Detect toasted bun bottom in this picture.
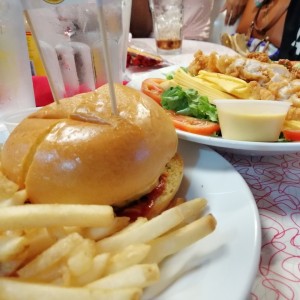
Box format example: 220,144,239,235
116,153,184,219
1,84,178,206
146,153,184,218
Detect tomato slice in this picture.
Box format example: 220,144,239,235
166,110,220,136
283,130,300,141
141,78,165,104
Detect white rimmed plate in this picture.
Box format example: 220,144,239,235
149,140,261,300
127,65,300,156
0,126,260,300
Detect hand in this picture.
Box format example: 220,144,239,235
222,0,248,26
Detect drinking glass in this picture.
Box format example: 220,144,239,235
22,0,131,101
149,0,184,55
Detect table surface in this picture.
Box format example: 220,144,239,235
1,38,300,300
128,39,300,300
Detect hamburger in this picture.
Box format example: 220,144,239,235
1,84,183,219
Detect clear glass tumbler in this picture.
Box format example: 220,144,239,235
22,0,131,101
149,0,184,55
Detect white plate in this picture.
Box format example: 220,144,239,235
127,65,300,156
0,129,260,299
152,140,261,300
126,39,238,81
130,38,237,66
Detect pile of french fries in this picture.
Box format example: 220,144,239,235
0,171,216,300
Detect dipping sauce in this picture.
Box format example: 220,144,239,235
214,100,291,142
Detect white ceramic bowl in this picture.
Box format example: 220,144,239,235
213,100,291,142
1,107,39,133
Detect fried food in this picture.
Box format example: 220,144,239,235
188,51,300,114
246,52,270,63
0,153,216,299
188,50,209,76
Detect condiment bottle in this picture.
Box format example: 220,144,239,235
24,15,46,76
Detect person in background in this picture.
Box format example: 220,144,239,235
277,0,300,60
222,0,300,61
182,0,214,40
130,0,153,38
222,0,248,25
130,0,214,41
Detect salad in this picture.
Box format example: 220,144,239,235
141,72,221,137
141,68,300,142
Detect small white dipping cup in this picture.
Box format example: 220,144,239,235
213,100,291,142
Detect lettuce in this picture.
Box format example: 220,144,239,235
161,86,218,122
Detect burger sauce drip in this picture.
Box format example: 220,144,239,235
115,173,167,221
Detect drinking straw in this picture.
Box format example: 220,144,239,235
95,0,118,115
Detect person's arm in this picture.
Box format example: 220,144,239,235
223,0,248,25
130,0,153,37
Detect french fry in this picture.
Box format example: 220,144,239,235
0,235,28,262
47,226,83,240
82,217,130,241
0,204,114,230
29,261,65,283
144,214,217,264
0,251,28,277
0,173,19,200
115,217,148,234
105,244,151,275
0,278,142,300
87,264,160,289
23,228,56,262
0,190,27,207
176,198,208,224
58,265,73,286
73,253,110,286
0,158,218,299
96,207,184,253
165,197,186,210
22,238,99,285
67,239,96,277
17,232,84,278
90,287,143,300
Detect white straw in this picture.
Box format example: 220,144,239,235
95,0,118,115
